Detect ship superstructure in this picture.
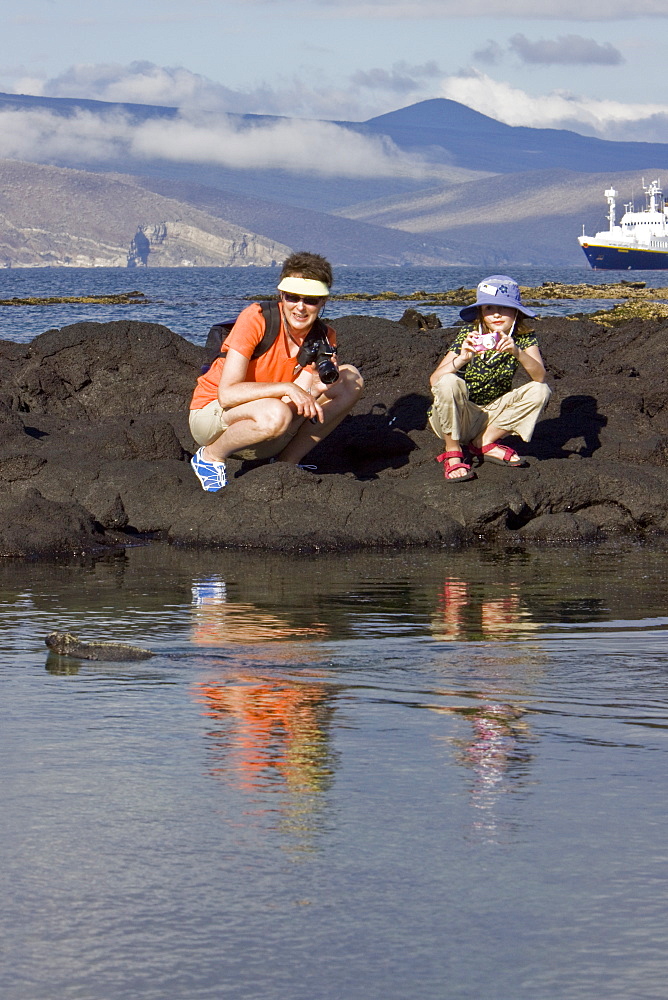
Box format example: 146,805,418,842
579,179,668,269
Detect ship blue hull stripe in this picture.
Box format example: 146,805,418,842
580,244,668,270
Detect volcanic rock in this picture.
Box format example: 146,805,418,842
0,313,667,558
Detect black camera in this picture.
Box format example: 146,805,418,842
297,331,339,384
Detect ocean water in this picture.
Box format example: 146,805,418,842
1,264,666,344
3,267,668,999
3,543,668,1000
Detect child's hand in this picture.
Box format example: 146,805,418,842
495,331,518,357
460,332,478,359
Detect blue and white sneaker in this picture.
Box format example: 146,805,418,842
191,448,227,492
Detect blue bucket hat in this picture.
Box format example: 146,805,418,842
459,275,535,323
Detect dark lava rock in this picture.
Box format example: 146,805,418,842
398,308,442,332
0,489,107,558
1,313,668,558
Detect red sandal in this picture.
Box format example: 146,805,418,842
468,442,527,467
436,451,476,482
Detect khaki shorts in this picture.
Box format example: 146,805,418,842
189,399,302,461
429,374,551,444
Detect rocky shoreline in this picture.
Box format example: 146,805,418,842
257,281,668,326
0,310,667,558
272,279,668,305
0,291,147,307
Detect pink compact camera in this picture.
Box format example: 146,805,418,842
470,330,499,353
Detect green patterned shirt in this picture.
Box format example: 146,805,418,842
450,325,539,406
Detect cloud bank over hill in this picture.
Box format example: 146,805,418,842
439,70,668,141
0,106,436,180
7,60,666,145
24,60,402,121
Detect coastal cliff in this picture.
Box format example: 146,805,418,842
0,157,460,268
127,222,286,267
0,159,291,268
0,313,667,557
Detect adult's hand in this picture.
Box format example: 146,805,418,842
280,382,325,422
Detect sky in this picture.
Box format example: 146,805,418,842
2,0,668,181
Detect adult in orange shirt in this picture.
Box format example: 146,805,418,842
189,251,364,491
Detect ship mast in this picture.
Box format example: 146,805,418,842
604,187,618,231
643,177,663,213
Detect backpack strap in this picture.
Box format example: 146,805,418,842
250,301,281,359
201,300,282,374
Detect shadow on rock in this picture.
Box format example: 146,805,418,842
530,395,607,460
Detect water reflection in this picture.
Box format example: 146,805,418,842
195,676,335,784
187,567,547,849
432,577,539,641
190,574,338,852
433,695,534,842
190,575,328,647
4,545,668,999
428,576,543,841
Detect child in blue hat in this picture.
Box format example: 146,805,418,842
429,275,550,482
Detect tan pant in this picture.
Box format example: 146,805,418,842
188,400,301,461
429,374,551,444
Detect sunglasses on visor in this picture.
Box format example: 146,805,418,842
281,291,323,306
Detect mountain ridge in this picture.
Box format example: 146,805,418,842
0,159,292,267
0,158,476,267
2,92,668,266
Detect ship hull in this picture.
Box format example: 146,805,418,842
580,241,668,270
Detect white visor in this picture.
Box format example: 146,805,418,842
277,276,329,297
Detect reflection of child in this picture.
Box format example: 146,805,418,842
429,275,551,483
433,578,528,641
465,703,526,771
432,698,532,840
436,580,470,640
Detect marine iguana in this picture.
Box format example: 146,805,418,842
45,632,155,661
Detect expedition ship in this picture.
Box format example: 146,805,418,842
579,179,668,270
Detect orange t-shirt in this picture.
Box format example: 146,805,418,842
190,303,337,410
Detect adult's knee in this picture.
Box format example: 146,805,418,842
332,364,364,401
253,399,292,440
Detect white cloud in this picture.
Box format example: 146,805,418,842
440,69,668,140
132,114,431,176
42,62,230,110
0,106,438,179
508,34,624,65
8,76,47,96
351,61,441,94
34,60,383,120
5,59,668,151
308,0,668,18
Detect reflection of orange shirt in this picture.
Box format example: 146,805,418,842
190,303,337,409
196,679,331,792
